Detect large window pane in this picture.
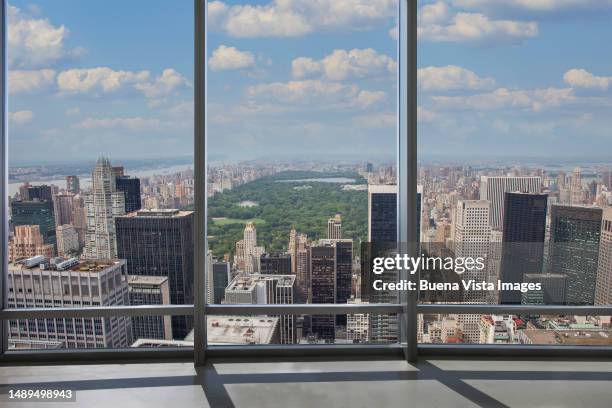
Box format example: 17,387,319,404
6,0,194,348
417,0,612,344
205,1,399,345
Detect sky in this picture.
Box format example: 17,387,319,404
7,0,612,165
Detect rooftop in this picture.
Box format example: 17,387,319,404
9,257,123,274
122,209,194,218
127,275,169,285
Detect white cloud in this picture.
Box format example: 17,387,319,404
432,87,574,112
56,67,188,98
453,0,612,13
8,69,56,94
292,48,396,80
420,1,452,25
418,3,538,43
134,69,189,98
73,116,162,132
246,79,385,109
57,67,150,94
355,90,386,108
209,0,396,38
7,5,82,68
65,107,80,116
418,65,495,91
564,69,612,91
209,45,256,71
8,110,34,125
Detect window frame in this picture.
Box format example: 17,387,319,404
1,0,612,365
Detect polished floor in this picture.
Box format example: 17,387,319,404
1,356,612,407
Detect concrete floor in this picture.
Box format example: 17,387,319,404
1,357,612,408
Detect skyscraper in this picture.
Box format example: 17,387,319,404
548,205,602,305
499,192,548,304
235,222,265,273
7,258,133,348
127,275,172,341
570,167,584,205
480,176,542,230
368,185,397,242
115,209,194,338
56,225,79,257
53,193,75,227
116,175,142,213
453,200,491,304
309,244,336,342
327,213,342,240
66,175,80,194
11,199,56,245
260,253,292,275
8,225,54,261
225,274,296,344
595,208,612,305
522,273,568,305
83,157,126,259
21,184,53,201
211,261,231,304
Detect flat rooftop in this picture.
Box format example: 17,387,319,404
122,209,194,218
226,274,296,291
127,275,168,285
9,258,122,274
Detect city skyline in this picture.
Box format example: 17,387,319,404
6,0,612,163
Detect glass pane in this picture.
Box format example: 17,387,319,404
7,0,194,347
416,0,612,342
206,1,399,344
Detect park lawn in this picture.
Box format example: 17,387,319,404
212,217,266,226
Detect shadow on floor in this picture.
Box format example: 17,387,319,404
2,357,612,408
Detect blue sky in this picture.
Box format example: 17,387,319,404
7,0,612,164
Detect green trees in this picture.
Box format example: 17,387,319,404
207,171,367,258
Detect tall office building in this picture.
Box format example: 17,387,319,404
365,185,422,342
603,169,612,191
480,176,542,230
570,167,584,205
548,205,602,305
327,214,342,240
499,192,548,304
127,275,172,341
71,194,87,247
288,228,309,302
21,184,53,201
210,260,230,304
595,208,612,305
235,222,265,273
453,200,491,304
522,273,568,305
56,225,79,257
260,253,292,275
66,175,80,194
8,225,54,262
53,193,74,227
83,157,126,259
11,199,56,245
309,245,336,342
368,185,397,242
116,175,142,213
225,274,296,344
7,257,132,348
115,209,194,338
